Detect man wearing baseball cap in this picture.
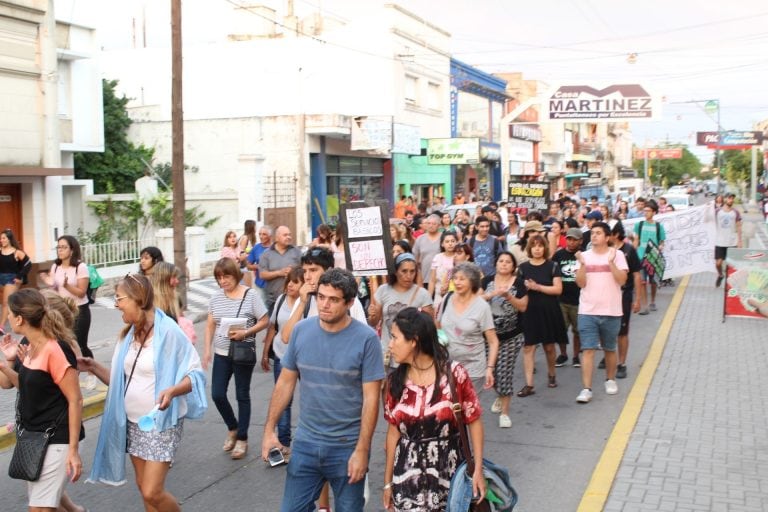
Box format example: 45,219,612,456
551,227,585,367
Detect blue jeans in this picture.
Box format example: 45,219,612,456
273,356,292,447
211,354,254,440
280,440,365,512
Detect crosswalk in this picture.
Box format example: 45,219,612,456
93,277,220,321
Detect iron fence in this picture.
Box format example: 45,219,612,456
82,238,155,267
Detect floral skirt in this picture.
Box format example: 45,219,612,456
127,419,184,462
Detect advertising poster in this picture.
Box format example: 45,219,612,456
724,249,768,320
507,182,550,214
340,201,393,277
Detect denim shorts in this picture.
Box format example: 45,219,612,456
578,314,621,351
0,273,16,286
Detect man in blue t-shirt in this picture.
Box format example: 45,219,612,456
261,268,384,512
246,225,273,301
470,215,500,276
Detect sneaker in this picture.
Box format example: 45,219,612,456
649,303,657,312
555,354,569,367
598,357,606,369
576,388,593,403
716,274,724,288
605,379,618,395
498,414,512,428
491,397,502,414
572,356,581,368
638,308,649,315
616,364,627,379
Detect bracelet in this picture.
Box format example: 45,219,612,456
382,482,393,491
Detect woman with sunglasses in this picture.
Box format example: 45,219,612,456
81,274,206,511
368,253,434,369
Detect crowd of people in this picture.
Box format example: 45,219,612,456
0,186,747,511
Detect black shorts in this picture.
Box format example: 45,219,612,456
714,246,729,261
619,292,632,336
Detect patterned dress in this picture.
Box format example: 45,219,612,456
384,362,482,511
484,280,525,396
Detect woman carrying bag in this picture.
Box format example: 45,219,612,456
203,258,269,459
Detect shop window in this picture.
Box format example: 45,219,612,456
457,91,490,141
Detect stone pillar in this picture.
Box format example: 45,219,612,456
155,228,174,264
185,226,206,280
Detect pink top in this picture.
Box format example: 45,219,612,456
50,263,90,307
220,246,240,262
575,249,628,317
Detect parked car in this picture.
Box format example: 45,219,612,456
666,185,689,196
664,194,693,211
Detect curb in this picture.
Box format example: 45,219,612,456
0,391,107,452
577,275,691,512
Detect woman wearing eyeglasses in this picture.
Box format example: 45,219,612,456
38,236,94,389
0,229,31,333
80,273,207,511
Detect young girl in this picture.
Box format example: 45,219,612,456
0,229,31,332
220,231,240,263
428,231,458,308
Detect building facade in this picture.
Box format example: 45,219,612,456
100,2,452,243
0,0,103,261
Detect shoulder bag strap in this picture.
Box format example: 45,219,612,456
446,362,475,474
124,341,145,397
407,284,420,306
439,291,454,322
273,293,287,332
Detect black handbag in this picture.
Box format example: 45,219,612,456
227,289,257,365
8,395,66,482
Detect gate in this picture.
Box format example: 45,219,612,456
263,173,298,238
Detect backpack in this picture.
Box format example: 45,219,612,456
637,221,661,245
83,263,104,304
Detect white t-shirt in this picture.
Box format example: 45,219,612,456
715,208,741,247
269,294,297,360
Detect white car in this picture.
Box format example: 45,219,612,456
666,185,689,196
664,194,693,211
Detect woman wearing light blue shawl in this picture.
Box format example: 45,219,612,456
78,274,206,511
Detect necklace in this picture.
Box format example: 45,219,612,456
411,359,434,372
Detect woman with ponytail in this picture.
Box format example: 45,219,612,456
381,307,486,511
0,289,84,511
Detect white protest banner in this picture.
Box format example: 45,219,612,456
348,240,388,276
346,206,383,239
622,204,716,280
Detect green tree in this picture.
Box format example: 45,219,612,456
632,146,701,187
74,79,155,193
716,149,764,185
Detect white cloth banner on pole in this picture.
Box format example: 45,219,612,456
621,204,717,280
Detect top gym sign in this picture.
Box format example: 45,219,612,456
543,84,660,122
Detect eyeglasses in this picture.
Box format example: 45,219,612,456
125,273,142,283
114,295,129,306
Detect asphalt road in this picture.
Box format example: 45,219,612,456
0,283,675,511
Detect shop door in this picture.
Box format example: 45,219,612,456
0,184,22,240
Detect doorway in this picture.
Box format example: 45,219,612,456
0,184,22,241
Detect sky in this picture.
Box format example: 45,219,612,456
85,0,768,164
293,0,768,163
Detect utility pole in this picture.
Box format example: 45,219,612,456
171,0,187,306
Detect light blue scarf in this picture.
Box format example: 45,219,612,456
87,308,207,486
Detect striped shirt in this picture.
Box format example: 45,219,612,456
208,289,268,356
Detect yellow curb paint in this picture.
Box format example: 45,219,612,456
577,275,690,512
0,391,107,452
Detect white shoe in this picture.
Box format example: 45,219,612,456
491,397,502,414
576,388,593,403
498,414,512,428
605,379,618,395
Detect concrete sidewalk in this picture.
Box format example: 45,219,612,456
593,269,767,511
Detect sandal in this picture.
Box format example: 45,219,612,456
548,375,558,388
231,440,248,460
517,385,535,397
222,431,237,452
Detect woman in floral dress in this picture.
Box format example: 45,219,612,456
382,308,486,511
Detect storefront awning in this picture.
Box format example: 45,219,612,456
564,173,589,180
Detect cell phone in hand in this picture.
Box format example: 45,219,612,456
267,447,286,467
